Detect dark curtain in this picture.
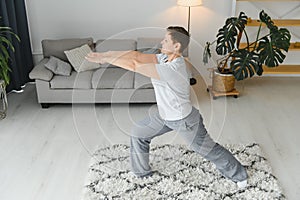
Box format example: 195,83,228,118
0,0,33,92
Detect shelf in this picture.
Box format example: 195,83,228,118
246,19,300,26
289,42,300,50
239,42,300,51
234,0,300,75
263,65,300,74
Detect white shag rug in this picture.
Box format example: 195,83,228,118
82,144,285,200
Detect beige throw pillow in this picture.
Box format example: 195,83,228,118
64,44,99,72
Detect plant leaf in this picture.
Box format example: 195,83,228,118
259,10,278,32
230,49,262,80
0,55,10,85
0,44,10,60
216,27,236,55
0,37,15,52
271,28,291,52
0,21,20,85
257,36,288,67
256,10,291,68
216,12,248,55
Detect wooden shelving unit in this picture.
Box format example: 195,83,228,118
289,42,300,50
239,42,300,50
233,0,300,75
263,65,300,74
246,19,300,26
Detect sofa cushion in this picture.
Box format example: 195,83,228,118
134,73,153,89
137,37,162,50
44,56,72,76
95,39,136,52
137,37,162,55
64,44,100,72
42,38,93,62
29,58,54,81
92,68,134,89
95,39,137,69
50,70,94,89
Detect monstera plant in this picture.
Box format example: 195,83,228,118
0,17,20,86
203,10,291,81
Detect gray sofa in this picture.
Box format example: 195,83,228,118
29,37,194,108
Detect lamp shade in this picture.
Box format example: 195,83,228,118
177,0,202,7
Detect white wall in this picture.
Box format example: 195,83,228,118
25,0,233,51
25,0,299,82
25,0,233,82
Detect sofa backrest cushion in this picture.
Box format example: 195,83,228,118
42,38,93,62
95,39,136,52
95,39,137,68
137,37,162,55
137,37,162,50
137,37,188,57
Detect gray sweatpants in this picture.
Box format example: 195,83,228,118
130,106,248,182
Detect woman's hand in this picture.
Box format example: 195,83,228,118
85,52,106,64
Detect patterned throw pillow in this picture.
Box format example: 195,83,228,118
44,56,72,76
64,44,100,72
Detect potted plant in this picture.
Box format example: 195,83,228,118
203,10,291,93
0,17,20,119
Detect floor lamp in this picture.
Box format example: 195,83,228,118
177,0,203,34
177,0,203,85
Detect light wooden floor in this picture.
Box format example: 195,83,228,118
0,76,299,200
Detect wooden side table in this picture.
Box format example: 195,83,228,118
207,86,239,100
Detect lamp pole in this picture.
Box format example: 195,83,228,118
177,0,202,34
177,0,203,85
186,6,196,85
187,6,191,34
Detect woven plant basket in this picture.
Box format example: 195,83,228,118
212,69,235,92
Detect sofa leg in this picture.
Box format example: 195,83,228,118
41,103,50,109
